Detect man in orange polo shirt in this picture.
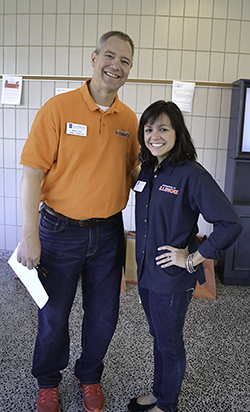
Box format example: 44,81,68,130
17,31,139,412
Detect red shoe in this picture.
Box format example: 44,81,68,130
36,388,60,412
78,381,105,412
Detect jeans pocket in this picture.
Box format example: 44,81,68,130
40,212,65,233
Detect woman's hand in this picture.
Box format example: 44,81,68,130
155,245,189,269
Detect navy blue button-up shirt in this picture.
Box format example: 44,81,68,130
135,158,242,294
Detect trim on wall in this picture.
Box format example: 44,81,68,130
0,75,232,88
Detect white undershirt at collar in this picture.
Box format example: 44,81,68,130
98,105,110,112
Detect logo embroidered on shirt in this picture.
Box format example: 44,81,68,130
115,130,130,138
159,184,179,195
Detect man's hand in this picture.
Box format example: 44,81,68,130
17,236,41,270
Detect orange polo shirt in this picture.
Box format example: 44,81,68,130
20,80,139,219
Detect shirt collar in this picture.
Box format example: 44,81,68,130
159,157,176,175
80,80,123,114
141,157,176,177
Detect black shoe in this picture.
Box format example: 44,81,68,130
128,397,157,412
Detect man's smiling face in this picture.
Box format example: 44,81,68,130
90,36,133,95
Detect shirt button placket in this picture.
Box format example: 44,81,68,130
142,204,149,252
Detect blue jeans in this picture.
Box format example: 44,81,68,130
32,207,124,388
139,287,194,412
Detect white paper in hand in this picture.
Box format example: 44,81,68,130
8,244,49,309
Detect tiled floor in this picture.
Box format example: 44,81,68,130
1,253,250,412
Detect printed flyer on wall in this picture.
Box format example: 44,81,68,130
1,75,23,105
172,80,196,113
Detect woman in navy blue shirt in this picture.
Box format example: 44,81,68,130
128,101,242,412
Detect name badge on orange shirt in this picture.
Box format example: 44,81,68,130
66,122,87,137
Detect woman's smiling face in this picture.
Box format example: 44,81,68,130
144,113,176,164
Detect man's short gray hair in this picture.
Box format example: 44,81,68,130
95,31,134,64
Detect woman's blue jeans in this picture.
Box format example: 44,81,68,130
32,207,124,388
139,287,194,412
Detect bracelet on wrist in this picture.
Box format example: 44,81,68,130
185,253,198,273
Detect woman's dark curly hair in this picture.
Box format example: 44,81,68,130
138,100,197,167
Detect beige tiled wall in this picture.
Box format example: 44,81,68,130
1,0,250,250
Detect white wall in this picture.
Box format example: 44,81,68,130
1,0,250,250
